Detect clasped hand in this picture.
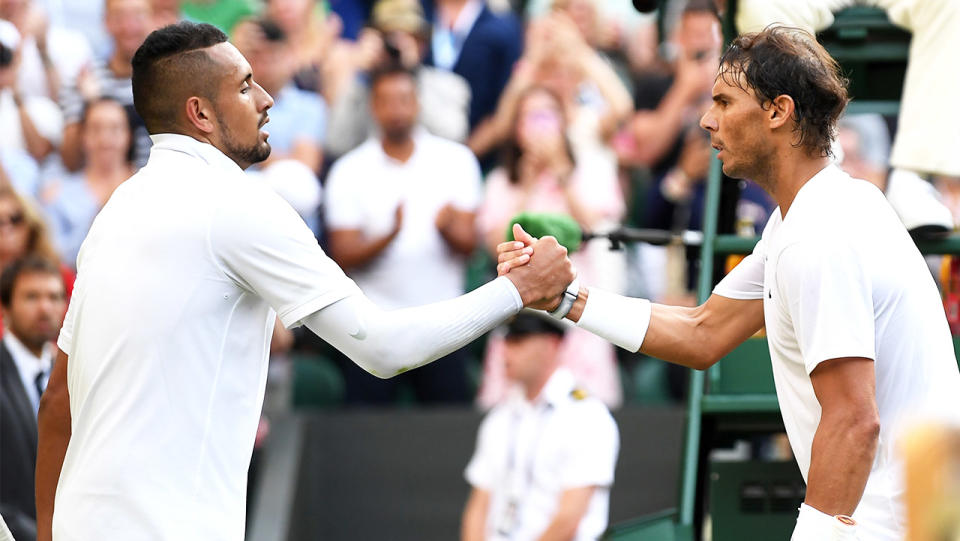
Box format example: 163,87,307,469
497,224,576,311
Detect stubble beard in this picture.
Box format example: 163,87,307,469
217,116,272,168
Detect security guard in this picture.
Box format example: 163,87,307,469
461,313,619,541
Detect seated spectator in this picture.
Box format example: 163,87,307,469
476,85,624,408
59,0,155,171
0,256,67,541
0,21,63,173
324,0,471,158
427,0,523,133
0,186,74,299
461,313,619,541
233,17,324,231
324,64,481,404
469,8,632,182
0,0,93,101
42,98,134,268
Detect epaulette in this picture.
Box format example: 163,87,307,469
570,388,588,401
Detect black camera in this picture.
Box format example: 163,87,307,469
0,43,13,68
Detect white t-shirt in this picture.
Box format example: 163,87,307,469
324,129,482,309
465,369,619,541
715,164,960,540
53,134,360,541
0,89,64,150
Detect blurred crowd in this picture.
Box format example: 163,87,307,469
0,0,941,412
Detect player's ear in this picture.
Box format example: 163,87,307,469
768,94,795,130
184,96,216,135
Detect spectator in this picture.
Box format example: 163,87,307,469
0,256,67,541
59,0,154,171
476,85,624,408
263,0,346,96
233,17,324,230
427,0,523,133
42,98,134,269
324,0,471,157
461,313,619,541
469,9,632,183
0,21,62,186
324,64,482,404
0,186,73,297
0,0,93,101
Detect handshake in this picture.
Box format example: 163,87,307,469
497,223,578,314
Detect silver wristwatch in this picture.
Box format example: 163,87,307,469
548,277,580,320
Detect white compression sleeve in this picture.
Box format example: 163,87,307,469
302,276,523,378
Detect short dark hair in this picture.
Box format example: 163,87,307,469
719,25,849,157
131,21,228,134
368,61,416,92
0,256,63,308
256,18,286,43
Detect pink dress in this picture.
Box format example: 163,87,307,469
476,166,625,408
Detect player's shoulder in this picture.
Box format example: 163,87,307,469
419,131,475,162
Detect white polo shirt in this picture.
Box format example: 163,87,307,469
715,164,960,540
53,134,360,541
465,368,619,541
324,129,482,309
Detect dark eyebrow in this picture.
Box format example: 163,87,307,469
712,93,730,103
240,72,252,86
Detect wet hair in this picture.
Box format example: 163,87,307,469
131,21,228,134
0,256,63,308
719,25,849,157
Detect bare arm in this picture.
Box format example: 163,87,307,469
14,93,55,161
36,349,71,541
805,357,880,515
327,207,402,270
536,486,596,541
461,487,490,541
436,205,477,256
565,290,764,370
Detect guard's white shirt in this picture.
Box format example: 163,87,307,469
465,368,619,540
324,129,482,308
714,164,960,540
53,134,360,541
4,332,54,413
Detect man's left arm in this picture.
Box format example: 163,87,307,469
536,486,596,541
806,356,880,515
436,204,477,256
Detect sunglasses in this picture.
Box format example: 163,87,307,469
0,213,26,228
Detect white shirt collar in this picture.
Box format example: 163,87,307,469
148,133,246,176
4,331,54,410
371,126,430,166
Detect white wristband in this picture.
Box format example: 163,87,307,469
575,287,650,352
791,504,858,541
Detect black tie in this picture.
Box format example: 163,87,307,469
34,369,46,403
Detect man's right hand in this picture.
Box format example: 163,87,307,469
501,224,575,310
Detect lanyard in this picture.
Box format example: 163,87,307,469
497,402,555,538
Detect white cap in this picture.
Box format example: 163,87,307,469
0,19,20,51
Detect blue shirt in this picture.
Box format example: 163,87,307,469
263,84,327,155
43,171,100,269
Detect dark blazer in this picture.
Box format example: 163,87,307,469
0,340,39,541
426,2,523,130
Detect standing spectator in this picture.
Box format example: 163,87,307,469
0,21,62,189
263,0,346,96
427,0,522,132
476,85,624,408
324,0,471,157
461,313,619,541
0,0,93,101
233,17,324,230
0,256,66,541
42,98,134,269
58,0,154,171
324,64,482,404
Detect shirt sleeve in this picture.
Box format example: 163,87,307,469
450,146,483,211
464,412,499,490
323,158,365,230
713,238,766,300
776,241,876,375
209,180,360,328
557,404,620,489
